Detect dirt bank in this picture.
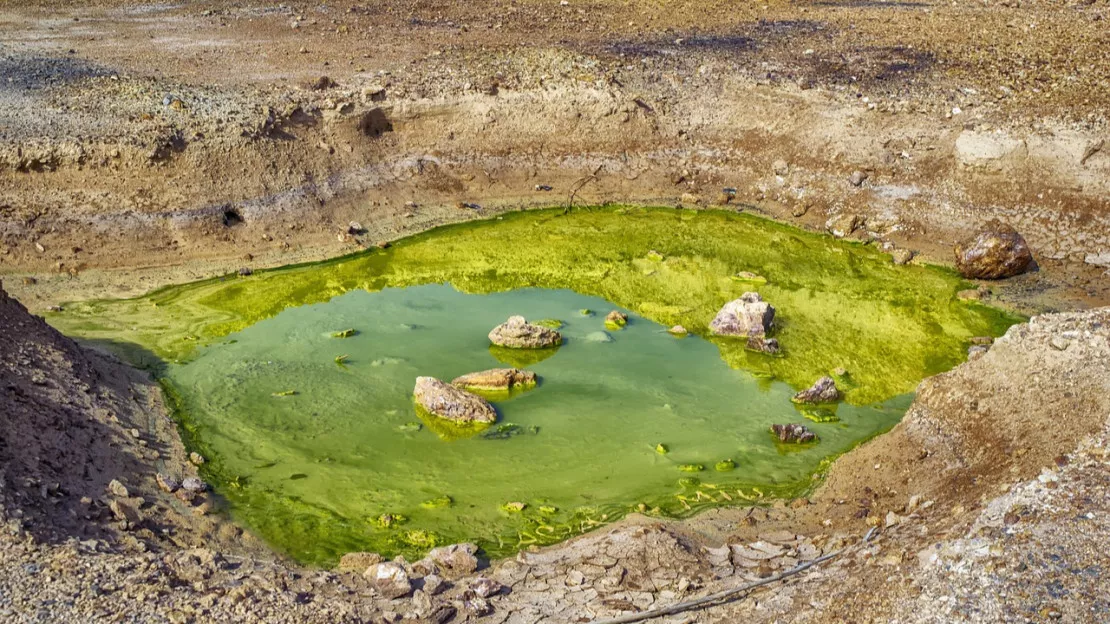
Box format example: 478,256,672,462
1,0,1108,315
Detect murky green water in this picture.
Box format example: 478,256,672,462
49,207,1021,565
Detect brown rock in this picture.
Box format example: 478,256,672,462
451,369,536,392
413,377,497,424
770,424,818,444
954,224,1033,279
337,551,383,573
425,543,480,578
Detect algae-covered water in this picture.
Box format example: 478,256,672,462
50,206,1021,565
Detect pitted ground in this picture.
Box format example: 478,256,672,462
2,279,1109,622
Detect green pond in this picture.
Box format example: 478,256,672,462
49,206,1020,566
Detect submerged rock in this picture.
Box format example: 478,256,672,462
365,562,413,599
771,424,818,444
954,224,1033,279
792,376,841,403
710,292,775,338
413,377,497,424
584,331,613,343
668,325,688,336
451,368,536,392
488,316,562,349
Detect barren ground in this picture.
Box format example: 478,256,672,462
1,0,1109,622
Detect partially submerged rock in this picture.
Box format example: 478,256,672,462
668,325,688,336
451,368,536,393
710,292,775,338
771,424,818,444
954,224,1033,279
604,310,628,330
413,377,497,424
488,316,562,349
365,562,413,599
747,336,780,354
792,376,841,403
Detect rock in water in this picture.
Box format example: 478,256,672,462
954,224,1033,279
710,292,775,338
604,310,628,329
413,377,497,424
792,376,840,403
771,424,818,444
488,316,562,349
365,562,413,599
452,368,536,392
425,543,480,578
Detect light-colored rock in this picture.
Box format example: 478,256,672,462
107,479,129,498
109,500,142,527
451,369,536,392
337,551,383,573
413,377,497,424
181,477,207,493
470,576,504,598
890,248,914,265
488,316,562,349
954,130,1027,169
365,562,413,599
710,292,775,338
155,473,179,493
826,213,862,238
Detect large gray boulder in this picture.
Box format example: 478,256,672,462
710,292,775,338
488,316,562,349
413,377,497,423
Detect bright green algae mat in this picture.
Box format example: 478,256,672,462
47,207,1021,565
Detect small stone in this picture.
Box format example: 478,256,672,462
826,214,862,238
107,479,129,498
791,203,809,218
668,325,688,336
238,267,253,277
957,289,982,301
109,500,142,527
488,316,562,349
890,248,914,265
1049,336,1070,351
181,477,207,493
155,474,179,493
189,452,205,465
848,170,869,186
469,577,504,598
772,159,789,175
462,591,492,616
422,574,447,595
710,292,775,338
